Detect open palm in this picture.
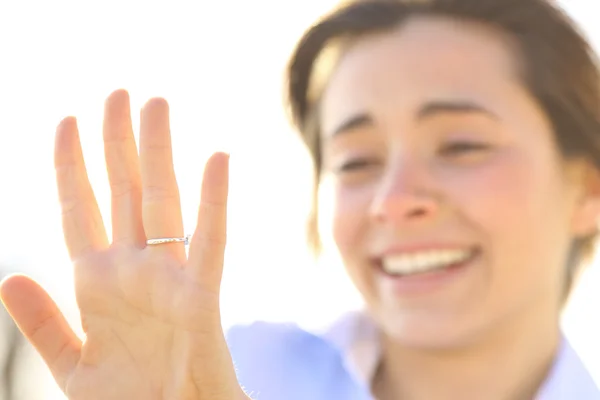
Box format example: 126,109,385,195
0,90,246,400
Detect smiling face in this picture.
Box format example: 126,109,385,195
319,17,594,347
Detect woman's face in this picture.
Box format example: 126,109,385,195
319,17,597,347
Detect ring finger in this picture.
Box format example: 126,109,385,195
139,97,186,262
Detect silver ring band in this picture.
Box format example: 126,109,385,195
146,234,191,246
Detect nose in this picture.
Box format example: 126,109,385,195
369,160,439,225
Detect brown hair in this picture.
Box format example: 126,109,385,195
285,0,600,291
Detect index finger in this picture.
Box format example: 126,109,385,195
55,117,108,259
186,152,229,292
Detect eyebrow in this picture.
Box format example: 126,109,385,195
328,99,497,138
330,114,373,138
417,100,497,121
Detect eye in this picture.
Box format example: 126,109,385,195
439,141,490,157
336,158,380,173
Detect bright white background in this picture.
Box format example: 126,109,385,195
0,1,598,398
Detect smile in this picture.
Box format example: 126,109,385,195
378,247,480,277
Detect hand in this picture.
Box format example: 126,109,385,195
0,90,247,400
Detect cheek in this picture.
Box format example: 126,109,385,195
444,154,537,232
443,151,570,281
330,183,375,254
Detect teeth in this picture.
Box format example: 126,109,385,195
382,249,474,276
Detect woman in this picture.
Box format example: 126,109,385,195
1,0,599,398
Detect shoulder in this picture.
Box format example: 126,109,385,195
226,321,344,375
225,310,373,367
226,321,364,400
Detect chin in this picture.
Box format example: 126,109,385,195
374,309,486,350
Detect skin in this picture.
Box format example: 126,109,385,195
0,91,248,400
319,17,600,400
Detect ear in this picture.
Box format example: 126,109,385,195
571,163,600,237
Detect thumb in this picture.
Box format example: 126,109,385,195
0,274,81,393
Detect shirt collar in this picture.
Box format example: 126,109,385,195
314,309,599,399
319,310,381,388
535,336,599,399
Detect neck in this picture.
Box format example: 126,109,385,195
372,304,561,400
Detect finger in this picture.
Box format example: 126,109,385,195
139,98,185,261
0,275,81,393
55,117,109,259
187,152,229,292
103,89,145,247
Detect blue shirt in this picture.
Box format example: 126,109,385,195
226,311,600,400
